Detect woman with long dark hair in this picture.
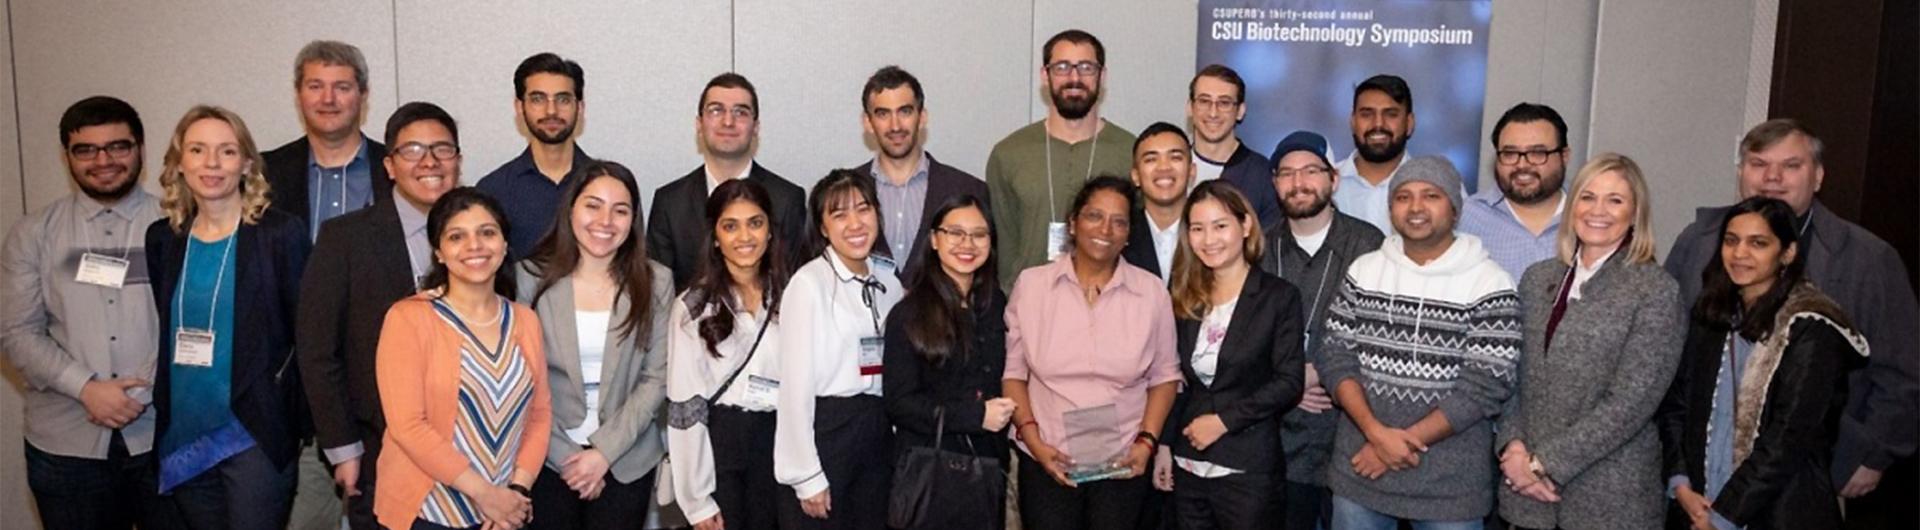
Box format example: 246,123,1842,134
664,179,791,530
774,169,905,529
515,160,674,528
1658,196,1866,529
883,194,1012,529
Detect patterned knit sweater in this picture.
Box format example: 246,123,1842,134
1318,234,1522,521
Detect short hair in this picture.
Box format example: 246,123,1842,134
421,188,516,297
1068,174,1136,223
1491,102,1568,150
60,96,143,148
862,65,925,110
1133,121,1191,156
805,169,884,259
1043,29,1106,67
1353,74,1413,113
293,40,369,92
1554,153,1658,266
514,52,585,100
700,72,760,117
1740,118,1823,167
1189,64,1245,101
384,101,460,148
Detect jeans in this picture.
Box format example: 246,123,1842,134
24,432,183,530
1331,495,1482,530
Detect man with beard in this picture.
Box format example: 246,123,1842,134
477,52,594,258
987,29,1136,288
1459,103,1569,279
3,96,183,530
647,72,808,290
849,65,988,283
1121,122,1195,281
296,102,463,530
1332,74,1421,235
1188,64,1279,227
264,40,391,243
1666,119,1918,529
1258,130,1384,530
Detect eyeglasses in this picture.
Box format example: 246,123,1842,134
934,226,990,246
1075,210,1130,231
1046,61,1102,77
1497,148,1564,166
703,104,755,121
1191,96,1239,112
1275,165,1331,180
392,142,461,162
68,140,137,159
524,92,577,107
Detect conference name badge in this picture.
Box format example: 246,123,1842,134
174,328,216,367
743,375,779,409
75,253,130,289
1046,222,1069,261
859,336,884,375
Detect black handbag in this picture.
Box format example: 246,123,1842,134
887,407,1006,530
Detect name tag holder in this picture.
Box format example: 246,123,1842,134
171,223,236,369
76,252,130,288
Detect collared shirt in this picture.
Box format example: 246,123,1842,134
1567,245,1616,300
1003,256,1181,463
1459,188,1563,280
703,162,754,196
307,138,376,241
475,146,594,258
774,248,906,498
393,188,432,289
1146,214,1182,283
870,156,931,260
1332,151,1403,234
1,192,164,458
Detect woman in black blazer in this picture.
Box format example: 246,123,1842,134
1156,182,1305,529
144,106,310,529
882,195,1013,530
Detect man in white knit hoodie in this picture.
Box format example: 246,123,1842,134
1317,155,1522,529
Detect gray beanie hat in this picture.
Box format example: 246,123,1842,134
1388,156,1464,211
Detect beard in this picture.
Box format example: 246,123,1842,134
1498,166,1566,205
1050,82,1099,120
1353,128,1409,163
1282,187,1331,219
525,114,577,145
75,164,139,202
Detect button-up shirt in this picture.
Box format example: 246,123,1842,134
476,146,594,258
1332,151,1402,234
393,188,432,288
1,192,164,458
774,248,905,499
307,139,376,241
870,156,930,260
1147,215,1182,284
1459,188,1562,281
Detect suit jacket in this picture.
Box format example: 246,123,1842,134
1168,270,1306,473
263,136,392,228
646,163,807,291
515,260,675,484
851,153,991,283
296,200,419,455
1122,209,1174,279
145,209,311,468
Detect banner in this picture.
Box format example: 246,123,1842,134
1197,0,1493,191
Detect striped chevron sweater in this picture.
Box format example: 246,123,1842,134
1318,233,1521,521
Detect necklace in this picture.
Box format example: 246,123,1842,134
444,295,504,327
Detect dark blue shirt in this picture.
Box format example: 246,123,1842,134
475,146,593,258
306,139,376,241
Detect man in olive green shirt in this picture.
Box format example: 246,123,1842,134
987,29,1137,287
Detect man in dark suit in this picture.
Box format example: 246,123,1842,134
296,102,461,530
1123,122,1196,282
263,40,390,244
647,73,807,290
849,66,990,283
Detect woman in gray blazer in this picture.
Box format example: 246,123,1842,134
515,160,675,529
1495,154,1685,530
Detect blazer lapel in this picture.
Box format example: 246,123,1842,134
599,290,632,401
369,202,418,292
546,277,585,409
1210,271,1264,388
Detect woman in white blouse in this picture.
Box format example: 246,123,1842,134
664,180,792,530
516,161,675,528
774,169,905,529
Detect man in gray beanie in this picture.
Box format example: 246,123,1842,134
1318,154,1521,526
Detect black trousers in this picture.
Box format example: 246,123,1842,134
777,395,892,530
1844,453,1919,529
529,464,655,529
169,444,297,530
1173,467,1279,530
1016,450,1152,530
334,429,383,530
1283,480,1331,530
711,406,782,530
24,431,184,530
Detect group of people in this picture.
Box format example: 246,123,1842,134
2,28,1913,530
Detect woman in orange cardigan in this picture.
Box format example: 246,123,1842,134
376,188,552,530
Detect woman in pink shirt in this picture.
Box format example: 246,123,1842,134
1002,175,1181,530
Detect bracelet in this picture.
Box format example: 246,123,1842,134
1134,431,1159,447
1016,419,1038,438
507,483,532,498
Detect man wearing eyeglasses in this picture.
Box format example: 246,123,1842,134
848,65,989,283
264,40,390,244
1459,103,1571,279
987,29,1137,289
1188,64,1280,227
296,102,463,530
3,96,184,530
477,52,594,258
646,72,807,291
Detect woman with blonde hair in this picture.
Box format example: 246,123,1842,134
1495,153,1685,530
144,105,311,528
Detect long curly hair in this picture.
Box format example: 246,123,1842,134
157,105,271,232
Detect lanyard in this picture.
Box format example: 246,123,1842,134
177,220,239,330
1277,241,1335,335
76,203,137,263
1043,120,1099,222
